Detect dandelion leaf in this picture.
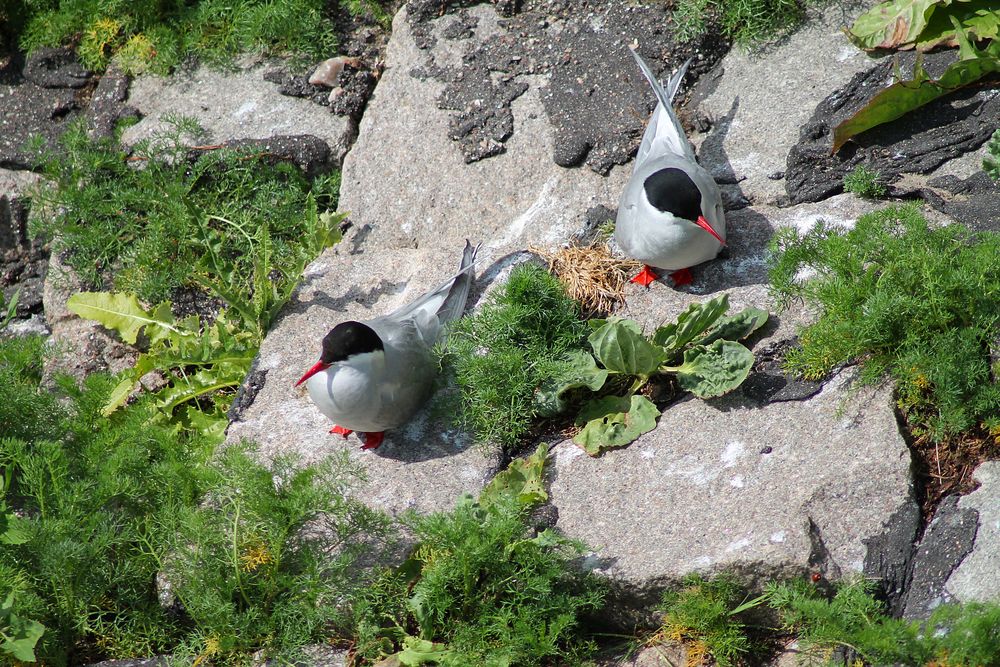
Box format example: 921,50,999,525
573,395,659,455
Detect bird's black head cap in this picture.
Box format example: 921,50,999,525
643,167,702,222
320,321,383,364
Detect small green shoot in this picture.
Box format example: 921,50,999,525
843,164,887,199
984,127,1000,180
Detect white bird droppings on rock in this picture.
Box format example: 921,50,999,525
770,531,787,544
721,440,744,467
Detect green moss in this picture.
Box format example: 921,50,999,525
440,263,588,449
768,204,1000,442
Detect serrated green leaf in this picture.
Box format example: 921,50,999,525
655,294,731,355
572,394,659,455
675,339,755,398
394,636,451,666
101,376,139,416
692,307,769,347
154,360,251,415
534,350,609,417
481,443,549,508
67,292,183,344
0,509,28,545
588,318,664,376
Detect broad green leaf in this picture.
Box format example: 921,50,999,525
67,292,182,344
1,593,45,663
654,294,731,355
394,636,451,666
692,307,769,347
915,2,1000,50
102,376,139,416
480,443,549,508
0,510,28,545
833,38,1000,153
534,350,609,417
674,340,755,398
573,394,659,456
588,318,664,376
847,0,940,50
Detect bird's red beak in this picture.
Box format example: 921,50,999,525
695,215,726,246
295,361,329,387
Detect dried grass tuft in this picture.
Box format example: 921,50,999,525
531,242,641,318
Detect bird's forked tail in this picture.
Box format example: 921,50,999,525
631,49,695,167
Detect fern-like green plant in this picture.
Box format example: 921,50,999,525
769,204,1000,442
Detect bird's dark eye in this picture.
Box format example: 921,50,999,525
643,168,702,222
321,322,383,363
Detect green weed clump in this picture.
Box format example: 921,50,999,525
843,164,887,199
354,494,604,666
671,0,815,44
441,263,588,448
0,335,388,666
655,574,763,667
768,577,1000,665
7,0,392,74
769,204,1000,442
32,117,339,311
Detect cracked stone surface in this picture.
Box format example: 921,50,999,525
550,369,915,607
406,0,730,171
902,495,978,620
945,462,1000,603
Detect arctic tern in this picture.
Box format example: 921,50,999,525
295,242,478,449
615,49,726,287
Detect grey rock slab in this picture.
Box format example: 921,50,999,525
121,62,355,166
226,244,496,517
945,461,1000,603
338,4,630,259
691,2,872,206
550,369,915,602
902,495,978,620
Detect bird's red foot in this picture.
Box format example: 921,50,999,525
630,265,659,288
359,431,385,450
669,268,693,286
330,425,353,438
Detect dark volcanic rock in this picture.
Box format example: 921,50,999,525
213,135,333,178
902,495,979,620
863,499,922,617
786,50,1000,204
741,338,825,404
894,170,1000,233
23,47,91,88
407,0,729,172
85,65,137,139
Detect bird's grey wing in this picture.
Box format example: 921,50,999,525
386,241,478,335
632,51,695,170
368,317,437,427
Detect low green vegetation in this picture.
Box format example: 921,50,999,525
655,574,1000,666
671,0,815,45
443,266,766,454
441,263,590,449
4,0,392,74
655,574,764,667
32,117,341,309
769,204,1000,444
842,164,887,199
354,445,605,667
